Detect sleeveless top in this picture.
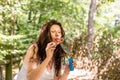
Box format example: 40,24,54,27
16,64,54,80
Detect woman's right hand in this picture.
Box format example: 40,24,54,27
45,42,56,59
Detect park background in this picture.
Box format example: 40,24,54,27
0,0,120,80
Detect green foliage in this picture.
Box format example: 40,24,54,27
0,34,26,60
100,58,120,80
67,28,120,79
94,30,113,59
0,0,119,61
0,0,120,79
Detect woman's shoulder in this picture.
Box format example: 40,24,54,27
28,42,38,51
26,42,38,58
24,42,38,64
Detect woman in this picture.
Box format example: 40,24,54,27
16,20,71,80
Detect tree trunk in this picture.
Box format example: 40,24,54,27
11,16,16,35
0,66,3,80
38,13,42,24
28,1,32,23
87,0,97,59
28,10,32,23
2,8,6,35
5,55,13,80
33,12,37,26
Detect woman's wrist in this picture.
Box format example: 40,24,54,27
63,65,70,76
64,72,69,76
46,56,51,62
60,72,69,80
63,70,69,76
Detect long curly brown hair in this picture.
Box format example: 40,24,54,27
36,20,66,76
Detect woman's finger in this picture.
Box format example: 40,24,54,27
48,42,56,48
64,64,70,75
72,61,77,68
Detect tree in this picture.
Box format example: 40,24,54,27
87,0,97,59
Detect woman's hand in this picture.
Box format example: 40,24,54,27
64,64,70,75
64,59,77,75
45,42,56,59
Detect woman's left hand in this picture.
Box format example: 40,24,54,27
63,64,70,75
64,60,76,75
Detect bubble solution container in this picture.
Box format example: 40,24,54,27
68,57,74,71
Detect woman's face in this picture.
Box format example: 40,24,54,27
50,24,62,44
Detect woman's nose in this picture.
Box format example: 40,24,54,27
55,32,59,36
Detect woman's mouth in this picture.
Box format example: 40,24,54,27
55,38,63,44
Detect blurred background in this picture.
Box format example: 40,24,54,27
0,0,120,80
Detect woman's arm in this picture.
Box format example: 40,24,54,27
26,58,51,80
24,42,56,80
24,44,51,80
60,65,70,80
59,59,76,80
54,65,70,80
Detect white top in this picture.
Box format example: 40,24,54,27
15,64,54,80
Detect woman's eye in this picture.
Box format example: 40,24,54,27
58,32,61,33
51,31,55,33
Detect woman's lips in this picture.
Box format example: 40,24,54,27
55,38,63,44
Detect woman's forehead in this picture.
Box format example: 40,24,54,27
50,25,61,30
